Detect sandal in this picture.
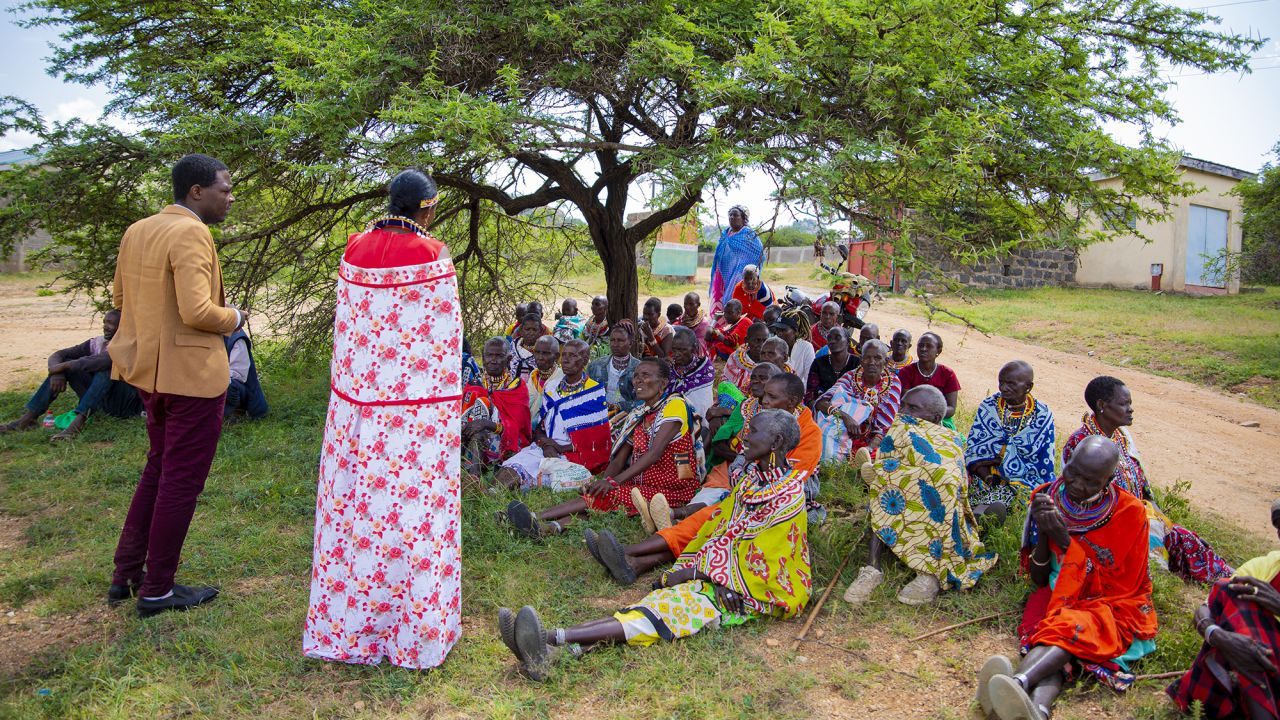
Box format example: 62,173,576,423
514,606,552,681
631,488,655,533
976,655,1014,717
649,493,673,531
597,529,637,585
497,607,519,656
507,501,542,541
583,528,604,565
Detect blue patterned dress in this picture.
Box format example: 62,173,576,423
964,393,1056,509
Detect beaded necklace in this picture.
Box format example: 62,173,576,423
367,215,433,237
996,394,1036,436
482,371,515,394
558,374,587,396
854,371,894,406
1052,478,1118,535
914,360,938,380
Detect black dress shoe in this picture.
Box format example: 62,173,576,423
108,578,143,606
136,584,220,618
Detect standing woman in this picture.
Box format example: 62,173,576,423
304,170,463,669
709,205,764,315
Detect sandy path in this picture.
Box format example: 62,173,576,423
0,275,97,391
871,297,1280,542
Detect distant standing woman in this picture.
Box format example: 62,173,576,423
303,170,463,669
709,205,764,315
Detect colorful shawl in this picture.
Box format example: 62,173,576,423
724,345,759,392
671,356,715,417
1063,414,1150,500
965,393,1057,491
536,376,612,474
709,226,764,313
1018,478,1157,690
731,281,776,321
871,416,997,590
817,370,901,459
553,314,586,343
611,391,706,481
479,373,532,458
675,464,811,618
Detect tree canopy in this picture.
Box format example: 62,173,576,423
0,0,1260,334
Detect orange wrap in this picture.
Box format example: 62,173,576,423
1028,488,1158,663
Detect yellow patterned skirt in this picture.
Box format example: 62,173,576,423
613,580,751,646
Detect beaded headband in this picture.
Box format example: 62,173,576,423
419,195,439,209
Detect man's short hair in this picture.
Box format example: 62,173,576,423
172,154,228,202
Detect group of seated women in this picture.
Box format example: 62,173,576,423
469,298,1253,719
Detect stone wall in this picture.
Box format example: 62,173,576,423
915,246,1078,291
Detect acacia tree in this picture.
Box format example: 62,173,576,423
0,0,1259,333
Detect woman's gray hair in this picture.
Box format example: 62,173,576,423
905,385,948,421
861,338,889,356
750,409,802,455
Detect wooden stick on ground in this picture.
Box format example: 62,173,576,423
790,547,855,652
908,610,1018,642
1133,670,1186,682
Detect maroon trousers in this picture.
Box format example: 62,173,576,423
112,389,225,597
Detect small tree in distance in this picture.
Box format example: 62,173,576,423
0,0,1260,334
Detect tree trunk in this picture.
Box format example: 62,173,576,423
597,226,640,328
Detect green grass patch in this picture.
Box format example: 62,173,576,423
917,286,1280,409
0,346,1268,718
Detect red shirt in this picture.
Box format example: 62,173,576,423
897,362,961,396
810,323,837,351
710,316,752,358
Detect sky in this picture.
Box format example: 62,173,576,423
1,0,1276,227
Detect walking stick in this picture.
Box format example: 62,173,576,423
790,546,854,652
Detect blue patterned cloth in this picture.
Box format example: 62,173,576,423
708,226,764,311
964,394,1055,507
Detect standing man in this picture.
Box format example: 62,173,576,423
107,154,244,617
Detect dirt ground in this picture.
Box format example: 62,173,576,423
0,275,99,391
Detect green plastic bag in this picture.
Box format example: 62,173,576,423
53,411,78,430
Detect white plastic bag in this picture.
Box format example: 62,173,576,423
535,457,593,492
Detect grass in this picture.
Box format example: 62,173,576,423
0,344,1269,719
917,286,1280,409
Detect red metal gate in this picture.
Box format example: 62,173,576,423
845,240,897,291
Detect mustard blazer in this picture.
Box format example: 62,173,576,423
109,205,241,398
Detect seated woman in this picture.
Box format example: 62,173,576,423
668,326,714,420
497,409,811,681
704,362,780,466
730,264,775,321
965,360,1057,521
461,337,533,477
805,326,859,407
760,336,794,375
585,324,641,434
586,377,823,585
814,339,901,462
977,436,1157,720
510,314,549,382
707,298,752,361
1065,376,1232,584
723,321,770,392
842,386,998,607
896,331,961,429
504,358,701,538
638,372,821,533
1167,499,1280,719
638,296,674,359
495,340,612,490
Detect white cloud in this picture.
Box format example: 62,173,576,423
51,97,103,123
0,129,38,152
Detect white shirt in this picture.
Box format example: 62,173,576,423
790,340,816,389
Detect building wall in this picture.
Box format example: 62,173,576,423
910,243,1078,291
1075,168,1245,293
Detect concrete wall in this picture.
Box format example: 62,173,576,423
0,227,52,273
1075,167,1245,293
696,246,815,267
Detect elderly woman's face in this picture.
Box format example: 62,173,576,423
671,334,695,367
860,344,887,379
998,365,1034,406
632,363,666,402
742,272,761,293
591,297,608,318
521,320,543,344
748,366,777,398
760,378,799,412
728,208,745,230
533,339,558,371
741,418,778,464
482,342,510,376
820,303,841,328
761,341,789,367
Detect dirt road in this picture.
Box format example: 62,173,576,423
0,275,97,390
871,297,1280,542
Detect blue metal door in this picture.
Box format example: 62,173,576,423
1186,204,1229,287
